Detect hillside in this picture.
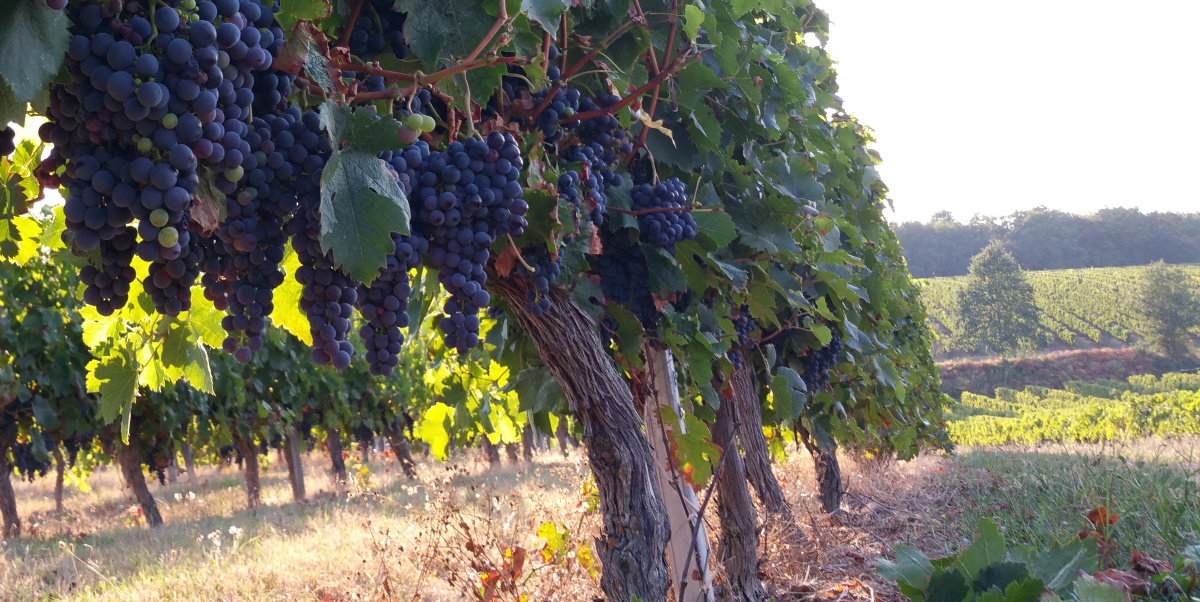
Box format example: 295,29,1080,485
918,264,1200,357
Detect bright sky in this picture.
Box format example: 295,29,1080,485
815,0,1200,224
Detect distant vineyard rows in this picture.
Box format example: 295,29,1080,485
918,264,1200,355
946,371,1200,446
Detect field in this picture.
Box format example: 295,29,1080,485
917,264,1200,356
2,435,1197,599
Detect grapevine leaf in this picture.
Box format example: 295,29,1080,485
521,0,569,35
691,211,736,247
417,402,455,461
770,367,807,418
683,4,704,40
507,367,565,414
274,246,314,345
396,0,497,64
188,293,228,349
644,245,688,295
38,205,65,250
0,81,23,125
183,343,214,393
0,0,70,101
667,410,718,487
86,344,138,430
318,149,411,283
275,21,343,94
275,0,333,31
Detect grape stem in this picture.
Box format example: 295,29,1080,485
528,20,641,121
560,50,694,124
346,57,523,102
628,0,684,162
463,0,510,63
336,0,369,50
606,206,723,216
506,235,536,272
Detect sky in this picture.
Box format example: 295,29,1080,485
814,0,1200,224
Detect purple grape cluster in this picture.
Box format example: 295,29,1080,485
346,0,410,60
0,127,15,156
355,233,426,375
631,176,696,252
801,329,842,391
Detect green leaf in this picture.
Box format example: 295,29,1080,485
318,147,411,283
644,245,688,295
877,545,934,587
1017,537,1098,592
275,0,332,31
507,367,566,414
1072,575,1128,602
683,4,704,40
953,519,1006,580
925,569,970,602
691,211,736,247
396,0,497,63
0,0,70,101
274,246,313,345
1003,578,1046,602
417,402,456,461
86,344,138,430
521,0,569,35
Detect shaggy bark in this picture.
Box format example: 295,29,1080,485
236,436,262,509
488,277,670,601
383,425,418,479
504,442,520,464
521,425,535,462
327,428,348,484
181,441,195,482
284,433,306,501
53,446,65,513
730,361,796,523
713,394,766,601
0,423,21,537
481,436,502,467
797,424,842,514
554,417,571,456
117,439,163,527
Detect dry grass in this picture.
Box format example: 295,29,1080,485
2,437,1197,601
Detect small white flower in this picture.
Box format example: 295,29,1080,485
174,493,182,501
187,491,196,500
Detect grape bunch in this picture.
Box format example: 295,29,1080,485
389,134,527,353
631,176,696,252
531,86,579,146
731,305,756,368
0,126,15,156
801,328,843,391
347,0,409,59
517,244,561,316
42,0,290,321
590,227,657,328
11,439,52,482
286,113,359,370
355,233,426,375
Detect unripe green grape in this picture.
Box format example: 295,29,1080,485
406,113,424,131
157,226,179,247
137,137,153,153
161,113,178,129
180,0,196,9
224,165,244,182
420,114,436,132
149,208,170,227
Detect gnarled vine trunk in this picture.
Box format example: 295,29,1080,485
481,436,501,468
0,423,21,537
326,428,348,484
181,441,195,482
504,442,520,464
383,425,417,479
713,390,766,601
730,361,796,524
554,418,571,456
521,425,534,462
236,436,261,509
489,277,670,602
117,438,163,527
797,424,842,514
283,433,306,501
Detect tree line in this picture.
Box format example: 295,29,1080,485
895,207,1200,278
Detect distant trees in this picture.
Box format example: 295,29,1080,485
1135,261,1200,358
894,207,1200,278
954,244,1042,355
